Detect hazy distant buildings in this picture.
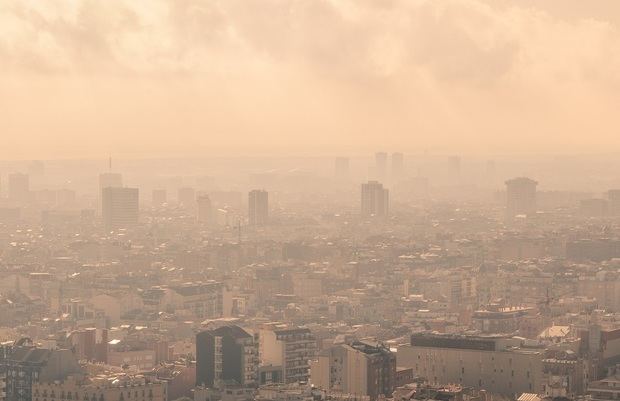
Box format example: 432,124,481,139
178,187,196,209
375,152,388,182
361,181,389,217
98,173,123,192
608,190,620,216
505,177,538,218
392,152,404,180
486,160,496,175
580,198,608,218
197,194,213,224
196,325,258,388
27,160,45,177
8,173,29,202
249,189,268,226
334,157,349,179
102,187,139,229
152,189,167,206
449,156,461,175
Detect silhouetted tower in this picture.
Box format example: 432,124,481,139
361,181,389,217
197,194,212,224
505,177,538,218
102,187,139,229
248,189,268,226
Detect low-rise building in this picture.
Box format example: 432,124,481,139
32,374,166,401
397,333,544,397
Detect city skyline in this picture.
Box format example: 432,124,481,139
4,2,620,401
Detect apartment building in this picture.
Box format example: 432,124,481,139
260,327,316,384
196,325,258,388
311,341,396,401
32,374,166,401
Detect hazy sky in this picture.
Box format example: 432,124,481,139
2,0,620,159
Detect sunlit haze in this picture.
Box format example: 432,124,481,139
2,0,620,158
4,3,620,401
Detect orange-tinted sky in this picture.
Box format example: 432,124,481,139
2,0,620,159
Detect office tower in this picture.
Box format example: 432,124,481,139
505,177,538,218
334,157,349,179
608,190,620,216
195,325,258,388
248,189,268,226
102,187,139,229
259,326,316,384
178,187,196,208
98,173,123,192
8,173,29,203
311,341,396,401
197,194,212,224
152,189,167,207
361,181,389,217
391,152,404,180
375,152,388,182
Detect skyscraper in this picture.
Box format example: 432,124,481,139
195,325,258,388
8,173,29,203
197,194,212,224
505,177,538,218
102,187,139,229
375,152,388,182
391,152,404,179
248,189,268,226
361,181,389,217
334,157,349,179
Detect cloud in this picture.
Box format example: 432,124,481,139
2,0,619,86
1,0,620,158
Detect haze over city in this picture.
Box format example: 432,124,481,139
3,0,620,158
4,2,620,401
